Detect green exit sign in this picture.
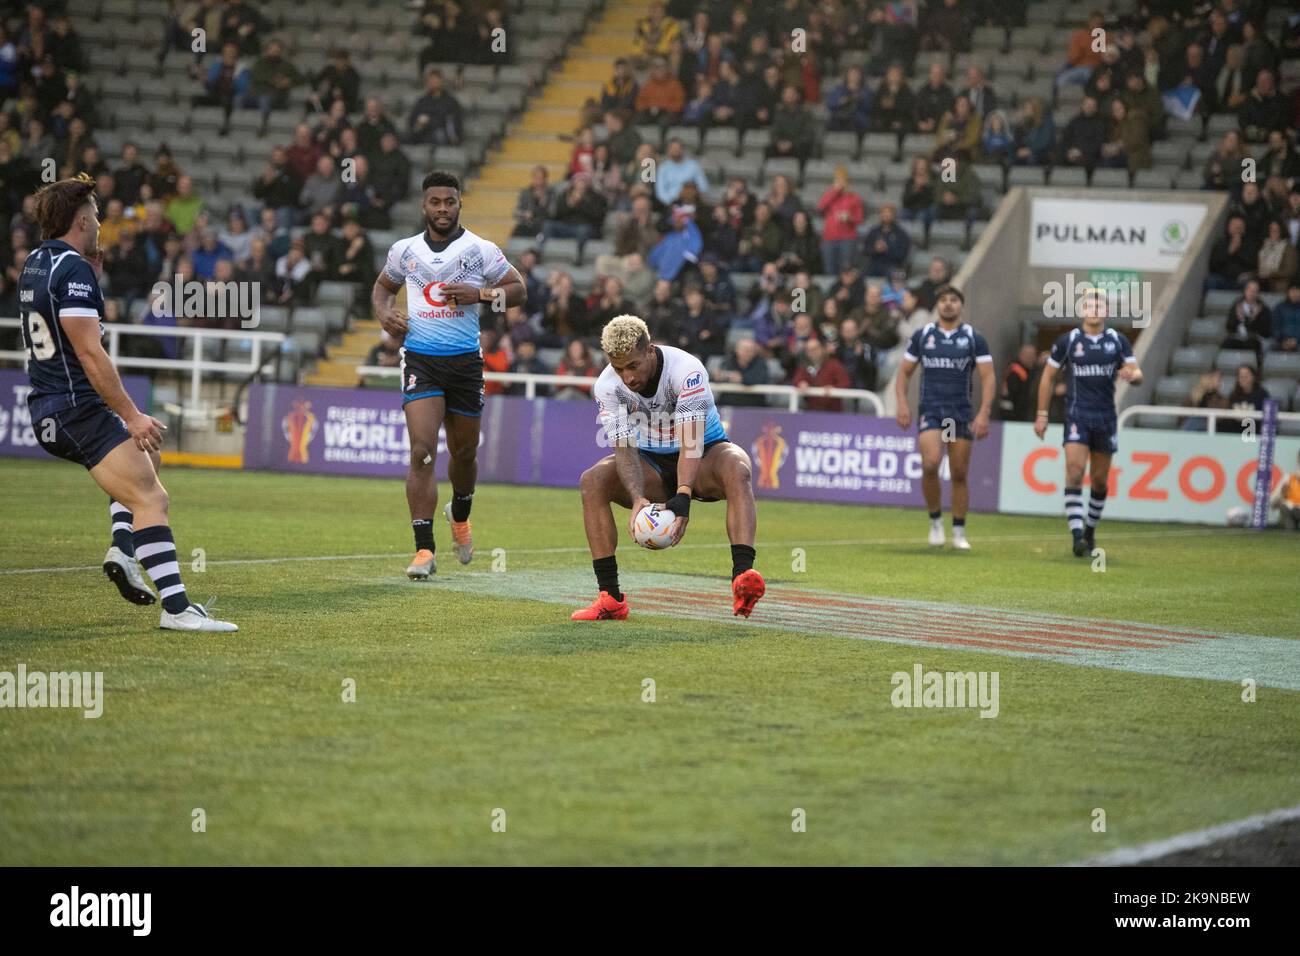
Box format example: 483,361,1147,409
1088,269,1141,288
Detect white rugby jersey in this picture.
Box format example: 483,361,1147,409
381,226,511,356
594,345,727,452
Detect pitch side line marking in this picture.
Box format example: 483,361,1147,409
1070,803,1300,866
0,526,1241,576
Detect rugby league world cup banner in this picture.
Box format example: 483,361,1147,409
244,384,1005,511
0,369,150,459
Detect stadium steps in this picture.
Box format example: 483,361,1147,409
303,320,386,387
467,0,641,247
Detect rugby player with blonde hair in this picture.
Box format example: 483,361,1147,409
1035,284,1143,556
572,315,765,620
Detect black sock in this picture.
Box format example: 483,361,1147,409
952,517,965,528
412,518,434,553
109,500,134,555
731,544,756,580
451,493,474,522
593,555,622,601
929,510,942,521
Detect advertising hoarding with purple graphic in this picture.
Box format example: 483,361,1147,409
719,406,1003,511
0,369,150,460
243,384,1003,511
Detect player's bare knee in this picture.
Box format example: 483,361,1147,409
922,459,942,478
449,441,476,466
950,466,969,484
579,465,606,500
142,484,169,516
725,456,752,491
409,444,434,468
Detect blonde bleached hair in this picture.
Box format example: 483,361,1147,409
600,314,651,357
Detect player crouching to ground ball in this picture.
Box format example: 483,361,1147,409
1034,285,1143,557
572,315,765,620
894,285,995,549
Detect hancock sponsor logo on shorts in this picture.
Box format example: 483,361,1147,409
49,886,150,936
151,273,261,328
891,664,999,718
0,664,103,718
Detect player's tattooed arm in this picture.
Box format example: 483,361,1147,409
61,314,165,452
615,443,650,539
371,274,407,338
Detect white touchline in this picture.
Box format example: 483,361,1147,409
0,527,1236,576
1070,803,1300,866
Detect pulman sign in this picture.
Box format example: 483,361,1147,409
1029,198,1208,272
999,422,1300,524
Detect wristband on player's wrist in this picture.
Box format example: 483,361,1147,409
1035,410,1049,419
665,492,691,518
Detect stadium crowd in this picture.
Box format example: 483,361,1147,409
1,1,1299,418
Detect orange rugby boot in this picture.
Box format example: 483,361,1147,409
571,591,630,621
731,568,766,618
406,549,436,580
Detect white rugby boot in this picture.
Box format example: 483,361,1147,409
160,603,239,632
103,546,156,605
928,518,945,547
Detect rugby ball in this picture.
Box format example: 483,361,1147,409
633,504,677,550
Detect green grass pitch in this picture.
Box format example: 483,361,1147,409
0,457,1297,865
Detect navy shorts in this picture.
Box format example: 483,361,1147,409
1064,417,1118,454
919,413,973,441
400,349,484,417
638,438,731,502
33,400,132,470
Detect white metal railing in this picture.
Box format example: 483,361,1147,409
1119,404,1300,432
0,319,286,413
356,365,885,414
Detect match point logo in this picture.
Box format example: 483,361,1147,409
282,400,318,464
891,664,999,718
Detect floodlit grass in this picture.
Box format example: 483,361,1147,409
0,459,1296,864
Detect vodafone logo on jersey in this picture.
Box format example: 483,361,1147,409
422,281,447,307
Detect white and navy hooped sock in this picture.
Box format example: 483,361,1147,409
110,500,135,555
1064,486,1084,535
1086,490,1107,531
133,525,189,614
